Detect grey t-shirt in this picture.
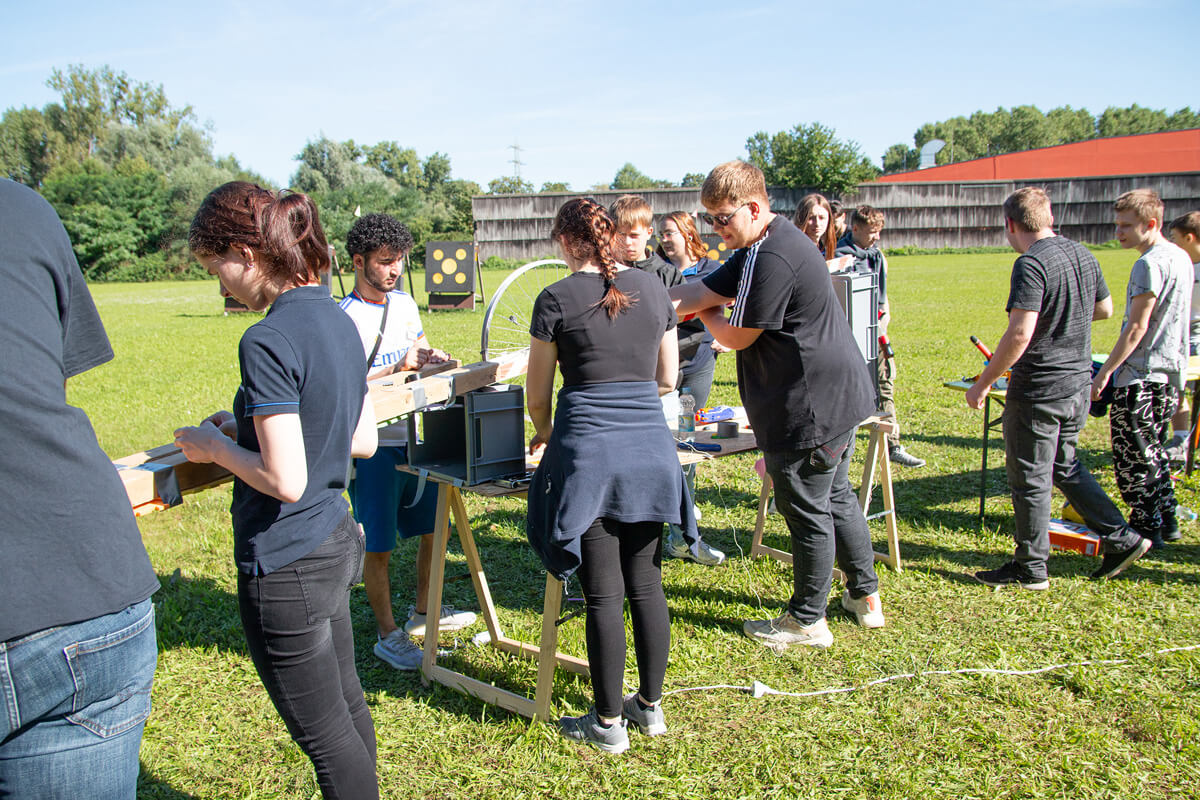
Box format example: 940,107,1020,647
0,179,159,642
1006,236,1109,402
1114,241,1191,390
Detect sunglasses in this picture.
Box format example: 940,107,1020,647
698,203,749,227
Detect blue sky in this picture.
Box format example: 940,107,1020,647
2,0,1193,190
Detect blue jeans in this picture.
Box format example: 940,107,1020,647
238,512,378,800
0,598,156,799
764,427,880,625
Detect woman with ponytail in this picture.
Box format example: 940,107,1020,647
525,198,699,754
175,182,381,798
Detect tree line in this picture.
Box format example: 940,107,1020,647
882,104,1200,173
3,66,1197,280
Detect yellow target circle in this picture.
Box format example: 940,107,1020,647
454,272,466,284
432,273,444,285
433,249,444,260
455,248,467,260
441,259,457,274
718,242,728,251
707,249,720,259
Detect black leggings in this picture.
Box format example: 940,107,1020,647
576,518,670,718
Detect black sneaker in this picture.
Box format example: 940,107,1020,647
1161,513,1182,543
972,561,1049,590
1090,537,1152,580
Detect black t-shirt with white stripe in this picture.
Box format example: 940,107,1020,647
703,215,875,451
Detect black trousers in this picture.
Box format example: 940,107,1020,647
238,512,378,800
577,518,670,719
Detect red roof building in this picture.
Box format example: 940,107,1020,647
877,129,1200,183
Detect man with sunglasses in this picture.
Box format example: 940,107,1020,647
671,161,883,649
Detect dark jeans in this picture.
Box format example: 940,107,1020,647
577,518,669,719
680,363,716,498
1002,388,1141,578
764,427,880,626
238,512,378,800
1110,382,1179,534
0,598,156,800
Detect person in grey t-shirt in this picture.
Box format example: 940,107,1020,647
1093,189,1193,546
967,188,1150,587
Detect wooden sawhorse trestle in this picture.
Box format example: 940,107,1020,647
419,481,589,722
749,415,902,573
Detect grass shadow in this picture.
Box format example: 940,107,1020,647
153,569,246,654
137,765,203,799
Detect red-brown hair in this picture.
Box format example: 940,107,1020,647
551,198,635,319
189,181,330,285
656,210,708,264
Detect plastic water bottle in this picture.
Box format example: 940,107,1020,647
678,388,695,436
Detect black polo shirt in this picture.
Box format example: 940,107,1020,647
703,216,875,451
0,179,159,641
230,286,368,575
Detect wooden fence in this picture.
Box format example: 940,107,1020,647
470,173,1200,259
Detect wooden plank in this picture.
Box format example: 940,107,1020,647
118,352,530,513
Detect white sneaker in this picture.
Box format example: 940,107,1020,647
405,604,478,637
742,614,832,650
374,629,423,670
841,590,885,628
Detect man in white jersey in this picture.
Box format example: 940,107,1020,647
340,214,475,670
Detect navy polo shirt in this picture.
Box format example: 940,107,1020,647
230,285,368,575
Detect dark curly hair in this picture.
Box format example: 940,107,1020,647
345,213,414,259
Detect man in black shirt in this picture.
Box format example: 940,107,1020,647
966,188,1150,586
671,161,883,650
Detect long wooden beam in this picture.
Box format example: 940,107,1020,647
118,351,529,515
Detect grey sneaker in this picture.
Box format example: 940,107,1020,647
889,445,925,468
558,707,629,754
841,590,885,628
621,693,666,736
742,614,832,650
374,629,423,671
666,526,725,565
404,604,478,637
1164,439,1187,465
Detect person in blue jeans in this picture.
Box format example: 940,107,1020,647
0,179,160,798
175,182,380,799
657,210,727,565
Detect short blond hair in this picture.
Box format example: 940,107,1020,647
1114,188,1164,225
700,160,768,208
608,195,653,231
1003,187,1053,233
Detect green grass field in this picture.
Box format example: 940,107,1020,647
73,252,1200,799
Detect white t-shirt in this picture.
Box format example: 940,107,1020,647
339,289,424,445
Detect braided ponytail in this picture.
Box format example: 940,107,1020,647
551,198,635,319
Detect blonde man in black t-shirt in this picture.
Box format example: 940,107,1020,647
671,162,884,650
966,188,1150,586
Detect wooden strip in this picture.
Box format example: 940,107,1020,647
118,352,531,513
426,665,536,719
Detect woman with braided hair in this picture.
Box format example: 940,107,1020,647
175,182,380,798
525,198,699,754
